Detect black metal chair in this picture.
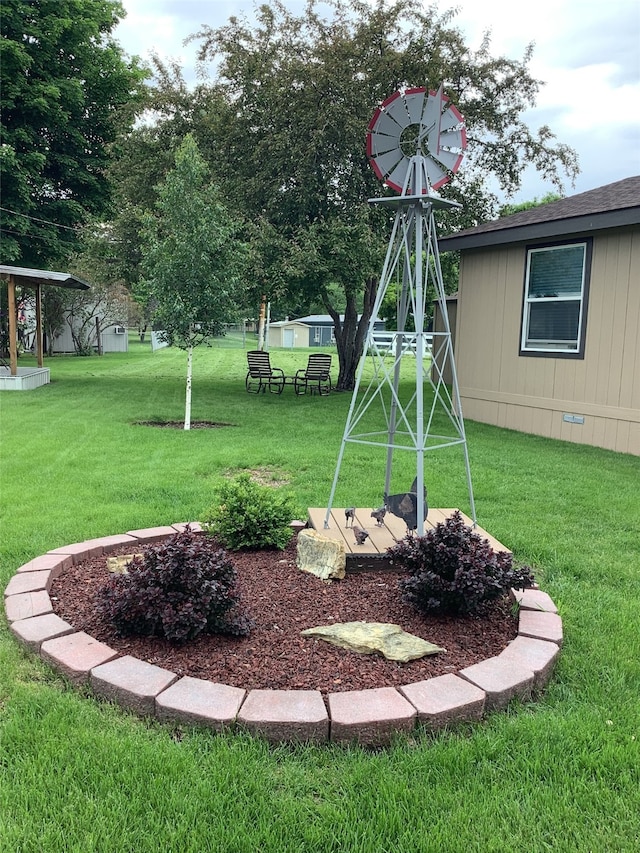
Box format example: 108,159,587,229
245,350,286,394
294,354,332,396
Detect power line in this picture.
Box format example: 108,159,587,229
0,206,85,232
0,226,76,244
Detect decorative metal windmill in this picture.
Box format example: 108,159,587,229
324,85,476,535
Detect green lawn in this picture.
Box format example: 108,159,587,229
1,344,639,852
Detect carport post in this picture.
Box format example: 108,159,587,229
7,275,18,375
35,283,44,366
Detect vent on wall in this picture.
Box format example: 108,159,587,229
563,413,585,424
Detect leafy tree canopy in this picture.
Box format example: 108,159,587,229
0,0,147,267
499,192,563,217
189,0,578,386
193,0,578,225
108,0,579,388
140,134,246,349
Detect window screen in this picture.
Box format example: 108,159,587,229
521,242,589,355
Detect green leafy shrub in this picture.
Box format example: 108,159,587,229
97,528,252,642
202,473,297,550
388,510,535,615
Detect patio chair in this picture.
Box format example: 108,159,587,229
245,350,286,394
294,353,332,396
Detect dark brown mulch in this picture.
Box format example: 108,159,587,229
49,539,517,696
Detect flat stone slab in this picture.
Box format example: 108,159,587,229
125,526,177,543
156,676,245,730
328,687,417,746
4,590,53,623
511,588,558,613
302,621,444,662
518,610,563,645
459,656,534,712
90,655,178,715
16,553,72,574
107,554,143,574
4,569,55,598
499,636,561,691
40,631,119,684
238,689,329,743
10,613,75,651
399,673,486,728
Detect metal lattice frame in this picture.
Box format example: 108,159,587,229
325,144,476,534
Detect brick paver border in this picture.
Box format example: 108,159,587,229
3,523,562,746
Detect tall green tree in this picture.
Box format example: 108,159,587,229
189,0,578,389
140,135,246,429
0,0,147,267
105,57,232,291
499,192,563,217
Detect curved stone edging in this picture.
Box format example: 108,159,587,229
3,524,563,746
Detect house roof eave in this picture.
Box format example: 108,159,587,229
0,264,91,290
439,207,640,252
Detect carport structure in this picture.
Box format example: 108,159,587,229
0,264,90,390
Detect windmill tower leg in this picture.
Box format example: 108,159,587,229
325,191,476,533
384,262,411,498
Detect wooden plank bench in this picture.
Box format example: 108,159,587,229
307,507,510,571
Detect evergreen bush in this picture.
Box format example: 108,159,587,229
202,473,296,550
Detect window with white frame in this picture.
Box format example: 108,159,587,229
520,240,591,356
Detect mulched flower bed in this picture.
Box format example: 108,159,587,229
134,421,232,429
49,538,517,696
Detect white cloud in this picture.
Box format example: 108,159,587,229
115,0,195,64
531,63,640,131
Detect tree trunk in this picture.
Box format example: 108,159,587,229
184,344,193,430
329,276,378,391
257,295,266,350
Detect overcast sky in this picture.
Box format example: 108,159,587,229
113,0,640,204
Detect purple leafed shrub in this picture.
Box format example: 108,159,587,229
388,510,535,616
97,528,252,642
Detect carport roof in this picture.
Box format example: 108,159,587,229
0,264,90,290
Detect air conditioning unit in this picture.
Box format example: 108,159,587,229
114,326,126,335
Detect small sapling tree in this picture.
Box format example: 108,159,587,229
140,134,246,428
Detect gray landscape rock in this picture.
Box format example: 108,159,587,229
296,529,346,580
301,621,445,662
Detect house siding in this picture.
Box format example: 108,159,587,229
455,226,640,455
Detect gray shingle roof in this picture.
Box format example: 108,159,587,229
439,176,640,251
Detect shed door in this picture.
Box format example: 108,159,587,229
283,328,295,348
